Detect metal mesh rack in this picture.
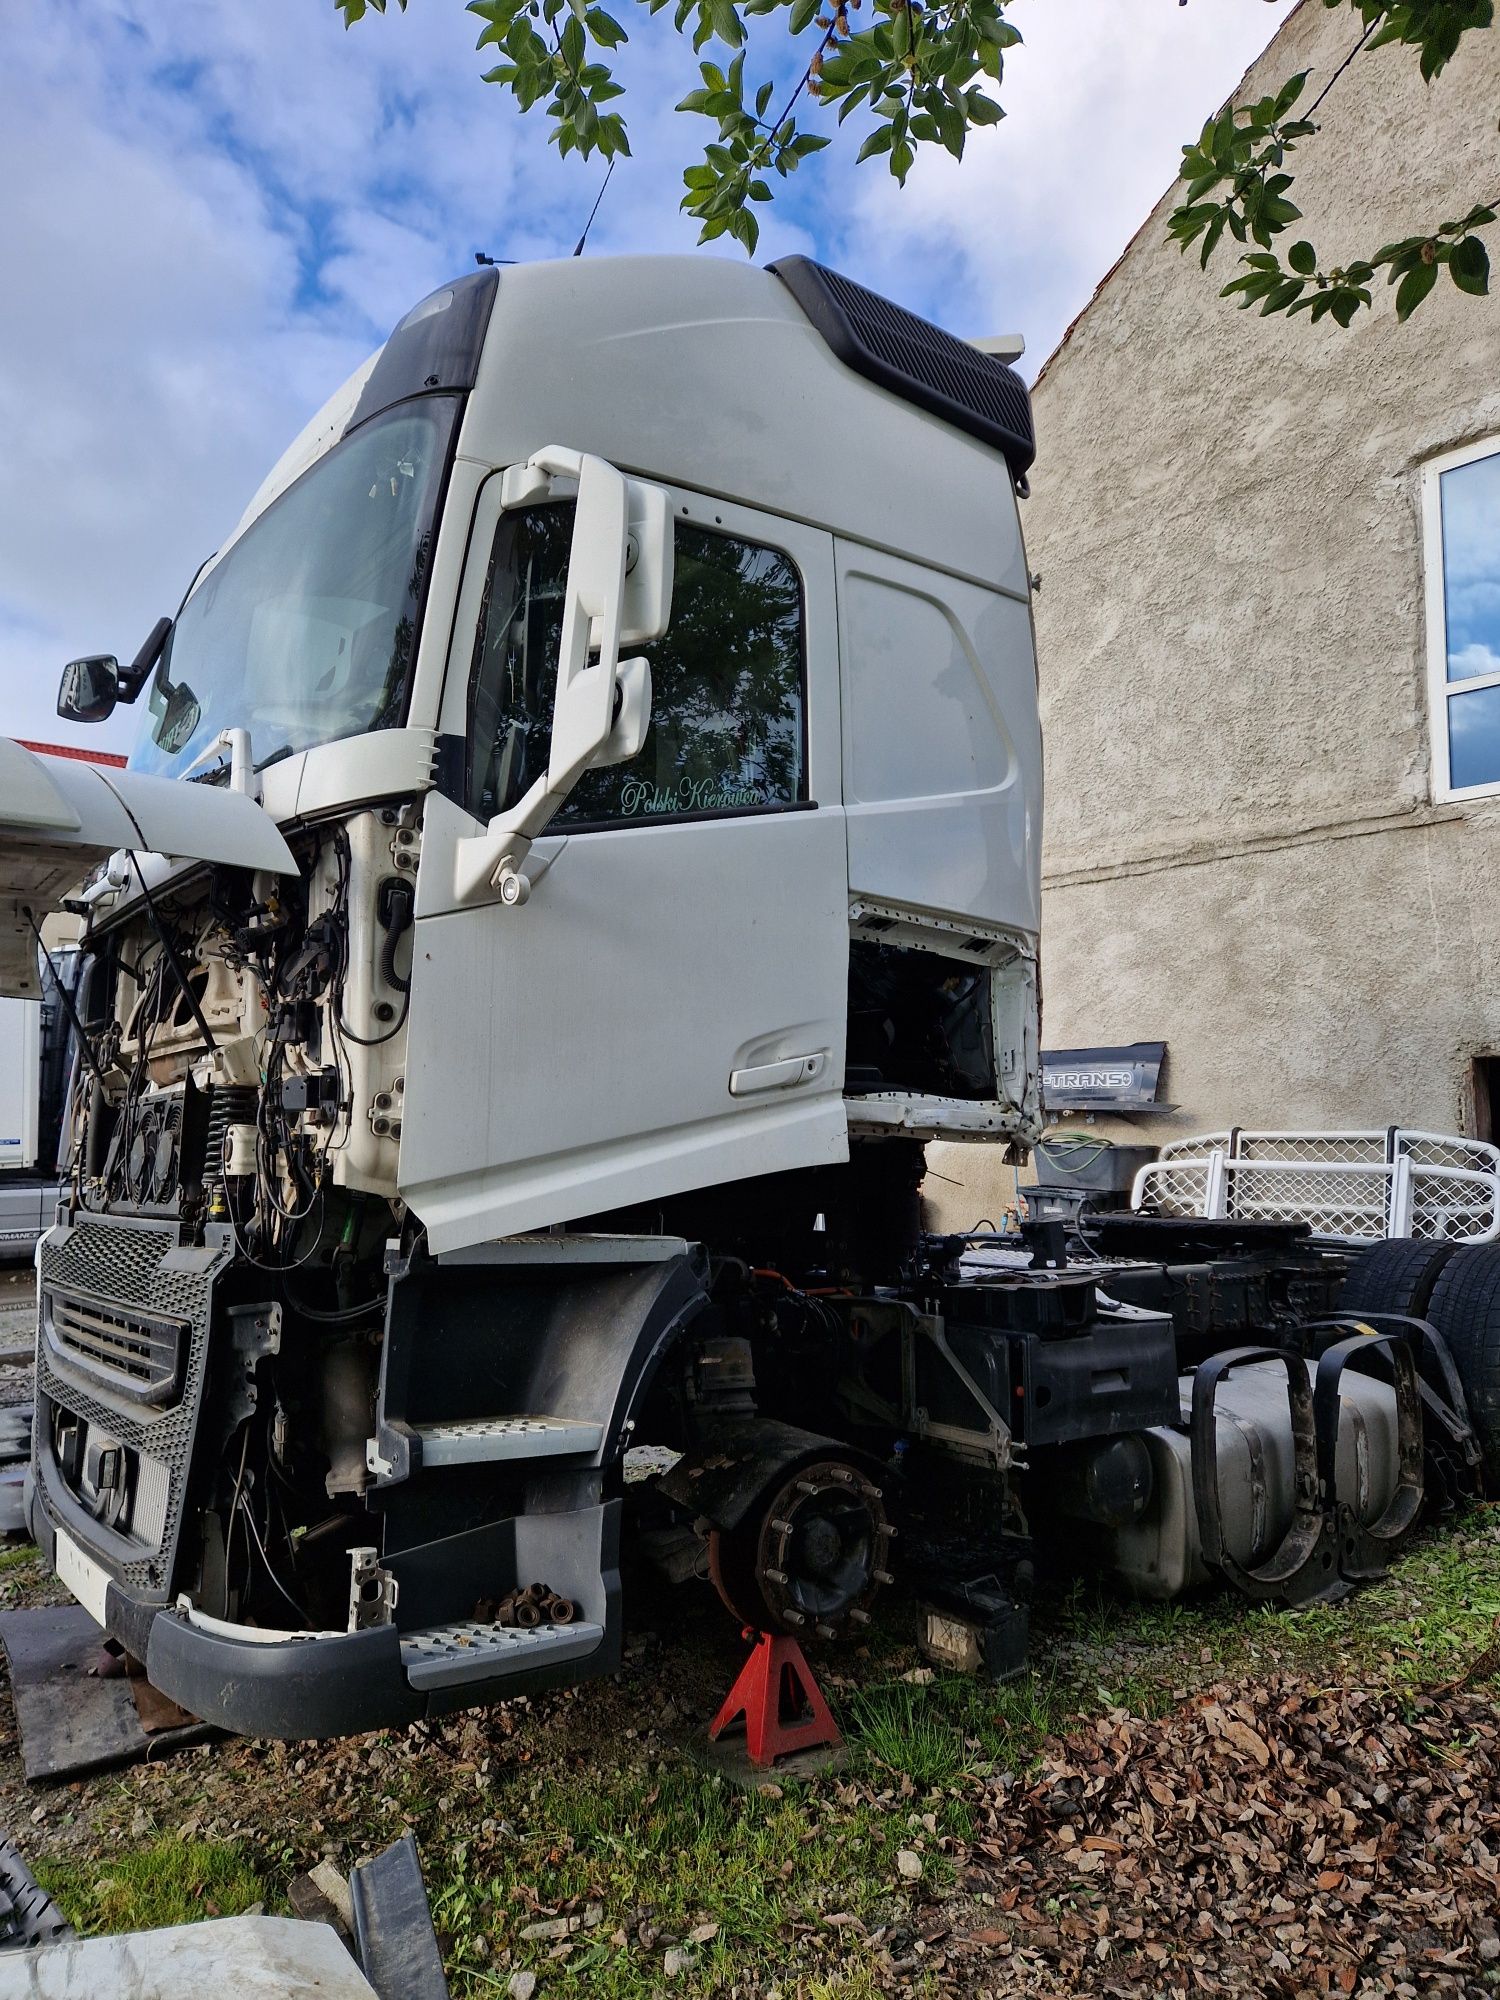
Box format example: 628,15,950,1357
1134,1128,1500,1245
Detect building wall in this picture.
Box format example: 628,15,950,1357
928,3,1500,1227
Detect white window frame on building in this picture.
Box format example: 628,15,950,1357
1424,436,1500,803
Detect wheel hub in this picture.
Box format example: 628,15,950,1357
709,1457,892,1640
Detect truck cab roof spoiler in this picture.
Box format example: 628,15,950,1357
0,738,297,999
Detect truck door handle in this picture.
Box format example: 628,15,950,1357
729,1053,827,1097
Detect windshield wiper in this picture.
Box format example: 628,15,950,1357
190,742,293,786
182,725,274,797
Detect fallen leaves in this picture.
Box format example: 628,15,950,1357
954,1674,1500,1997
1202,1699,1273,1767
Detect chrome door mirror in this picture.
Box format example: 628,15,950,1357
57,656,120,724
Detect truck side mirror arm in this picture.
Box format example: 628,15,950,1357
453,448,671,908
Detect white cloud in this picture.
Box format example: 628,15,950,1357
0,0,1283,757
820,1,1289,366
1449,642,1500,682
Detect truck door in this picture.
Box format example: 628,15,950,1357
399,479,850,1253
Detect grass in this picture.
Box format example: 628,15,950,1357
16,1510,1500,1996
843,1681,976,1786
34,1835,268,1935
418,1757,904,1995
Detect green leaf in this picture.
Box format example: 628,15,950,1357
1259,277,1306,314
1287,239,1317,276
856,123,894,161
707,0,744,46
1395,258,1439,321
1272,69,1308,117
1450,233,1491,296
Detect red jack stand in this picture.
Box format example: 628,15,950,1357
709,1628,843,1769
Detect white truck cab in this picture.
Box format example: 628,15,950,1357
0,257,1432,1738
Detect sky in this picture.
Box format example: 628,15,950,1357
0,0,1286,760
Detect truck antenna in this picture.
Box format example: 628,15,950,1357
572,158,616,257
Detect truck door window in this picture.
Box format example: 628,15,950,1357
466,505,806,826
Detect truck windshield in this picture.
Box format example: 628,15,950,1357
129,395,459,777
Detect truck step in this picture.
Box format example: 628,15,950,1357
415,1417,602,1465
400,1617,604,1690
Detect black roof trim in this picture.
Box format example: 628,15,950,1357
769,255,1035,486
346,266,500,436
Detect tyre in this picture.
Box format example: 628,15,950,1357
1338,1238,1456,1319
1425,1244,1500,1482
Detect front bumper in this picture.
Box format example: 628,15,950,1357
27,1499,421,1735
31,1214,623,1739
29,1497,621,1738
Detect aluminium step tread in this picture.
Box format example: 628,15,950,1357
414,1417,602,1465
400,1617,604,1689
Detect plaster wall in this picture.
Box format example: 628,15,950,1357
928,3,1500,1227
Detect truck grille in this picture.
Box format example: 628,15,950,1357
43,1291,186,1407
34,1218,230,1598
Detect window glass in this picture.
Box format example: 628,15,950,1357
1448,683,1500,793
131,397,458,777
1440,453,1500,684
467,507,805,825
1432,446,1500,795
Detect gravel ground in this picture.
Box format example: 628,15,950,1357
0,1266,36,1373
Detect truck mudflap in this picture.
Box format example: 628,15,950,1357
1190,1319,1475,1607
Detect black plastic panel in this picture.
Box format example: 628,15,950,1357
347,266,500,435
770,255,1035,484
146,1611,424,1738
349,1835,448,2000
942,1309,1179,1447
